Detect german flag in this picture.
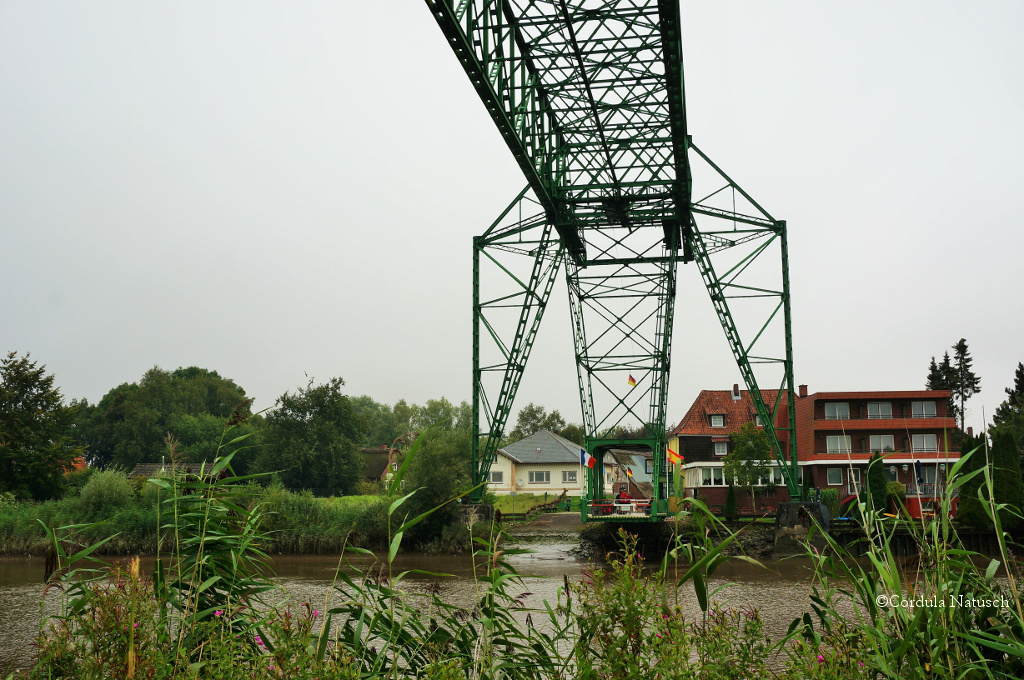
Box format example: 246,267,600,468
627,374,637,387
626,466,634,478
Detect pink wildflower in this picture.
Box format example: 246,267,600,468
255,635,265,648
214,610,223,617
313,609,319,618
816,654,825,663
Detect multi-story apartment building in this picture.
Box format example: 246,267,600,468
669,384,959,516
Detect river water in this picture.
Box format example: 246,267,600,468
0,542,825,672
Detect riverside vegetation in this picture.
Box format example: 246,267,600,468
9,426,1024,679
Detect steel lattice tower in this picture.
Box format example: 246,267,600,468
425,0,800,519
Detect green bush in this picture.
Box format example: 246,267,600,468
80,469,135,514
723,484,738,517
820,488,839,518
886,480,905,504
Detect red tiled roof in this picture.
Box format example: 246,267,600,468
670,389,784,436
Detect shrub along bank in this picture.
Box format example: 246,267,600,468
0,470,424,556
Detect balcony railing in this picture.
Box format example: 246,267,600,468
817,448,949,455
816,413,941,421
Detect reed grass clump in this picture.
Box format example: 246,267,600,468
14,437,1024,679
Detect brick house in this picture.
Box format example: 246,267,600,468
669,384,960,516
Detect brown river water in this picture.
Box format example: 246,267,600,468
0,542,825,672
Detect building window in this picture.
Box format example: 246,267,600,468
644,459,653,474
528,471,550,484
848,469,862,494
826,468,843,486
753,413,763,427
702,468,712,486
714,441,728,456
826,436,851,454
712,467,724,486
710,414,725,427
912,434,938,453
824,403,850,420
562,470,577,483
887,465,898,482
869,434,895,453
912,401,936,418
489,471,503,484
867,402,892,419
606,473,612,484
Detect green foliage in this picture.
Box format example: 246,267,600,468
254,377,362,495
866,453,887,513
724,423,772,511
925,339,982,430
77,365,254,469
820,488,839,518
79,468,135,514
886,480,905,502
991,428,1024,531
402,423,472,539
507,402,566,442
723,484,738,517
0,351,84,500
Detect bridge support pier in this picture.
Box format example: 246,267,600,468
774,502,830,555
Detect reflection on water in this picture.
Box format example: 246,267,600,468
1,545,826,672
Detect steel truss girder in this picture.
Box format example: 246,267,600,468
472,190,564,500
425,0,692,262
686,143,800,499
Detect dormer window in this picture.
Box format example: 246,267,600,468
824,403,850,420
710,414,725,428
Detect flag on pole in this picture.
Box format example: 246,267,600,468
580,449,596,469
667,448,683,465
627,374,637,387
626,466,634,478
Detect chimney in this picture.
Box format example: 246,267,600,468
798,384,808,398
967,427,973,437
731,383,741,401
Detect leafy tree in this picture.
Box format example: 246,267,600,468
78,366,254,469
508,403,567,442
724,423,772,512
350,395,409,447
866,452,888,513
0,352,84,499
951,339,981,431
254,377,364,495
402,424,472,539
559,422,586,446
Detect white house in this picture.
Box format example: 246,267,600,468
487,430,616,497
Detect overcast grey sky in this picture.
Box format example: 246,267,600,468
2,2,1022,435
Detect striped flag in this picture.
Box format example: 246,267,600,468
626,466,634,478
667,448,683,465
580,449,596,469
627,374,637,387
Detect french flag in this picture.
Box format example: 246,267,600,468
581,449,596,469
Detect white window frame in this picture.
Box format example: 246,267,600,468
848,469,862,495
562,470,577,484
712,467,724,486
713,441,728,457
710,414,725,428
753,413,763,427
824,403,850,420
489,471,503,484
528,471,550,484
867,402,892,419
826,435,851,454
869,434,895,453
644,459,653,474
912,401,936,418
826,468,843,486
912,434,938,453
701,468,712,486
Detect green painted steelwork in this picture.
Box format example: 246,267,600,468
425,1,799,510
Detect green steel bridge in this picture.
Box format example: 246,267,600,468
424,0,800,521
